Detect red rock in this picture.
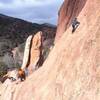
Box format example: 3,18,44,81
1,0,100,100
21,31,43,74
27,31,43,74
15,0,100,99
55,0,87,42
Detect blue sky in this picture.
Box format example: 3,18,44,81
0,0,63,24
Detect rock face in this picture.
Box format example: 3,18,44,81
55,0,87,42
1,0,100,100
29,31,43,68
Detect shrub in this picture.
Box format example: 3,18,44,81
0,62,7,77
18,43,25,53
3,52,15,68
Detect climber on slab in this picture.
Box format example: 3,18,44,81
72,18,80,33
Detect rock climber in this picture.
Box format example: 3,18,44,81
72,18,80,33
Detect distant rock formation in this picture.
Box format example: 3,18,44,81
27,31,43,74
21,35,32,70
21,31,43,74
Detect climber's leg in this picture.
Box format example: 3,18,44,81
72,25,76,33
75,22,80,29
72,22,80,33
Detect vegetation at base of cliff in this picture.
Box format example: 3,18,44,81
0,62,7,77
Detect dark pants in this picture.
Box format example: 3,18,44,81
72,22,80,33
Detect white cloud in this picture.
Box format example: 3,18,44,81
0,0,63,24
0,0,58,8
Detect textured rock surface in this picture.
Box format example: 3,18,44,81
21,35,32,70
55,0,87,42
27,31,43,74
1,0,100,100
